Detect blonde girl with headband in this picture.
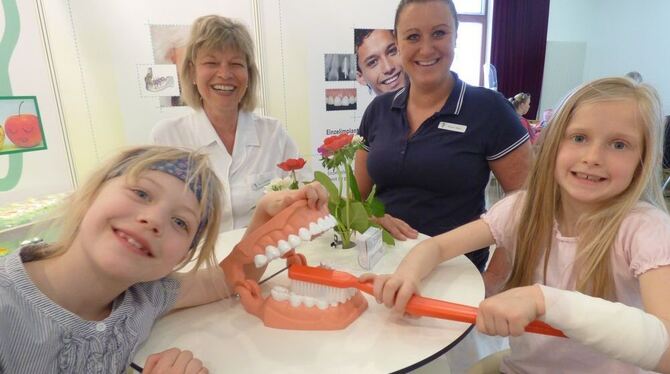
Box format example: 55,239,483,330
0,145,327,373
365,77,670,373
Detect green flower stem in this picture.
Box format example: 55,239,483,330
289,170,298,189
336,163,352,247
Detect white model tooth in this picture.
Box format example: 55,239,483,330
303,297,316,308
288,234,301,248
330,301,338,307
328,215,337,227
265,245,280,260
316,299,329,310
348,288,357,297
322,216,334,229
289,293,303,307
271,286,290,301
254,254,268,268
337,290,347,303
318,218,330,231
298,227,311,241
274,285,290,294
309,222,321,235
277,240,292,254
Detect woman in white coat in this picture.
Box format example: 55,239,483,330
152,15,308,232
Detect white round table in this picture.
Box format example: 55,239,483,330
134,229,484,373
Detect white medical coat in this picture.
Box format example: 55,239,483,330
151,109,308,232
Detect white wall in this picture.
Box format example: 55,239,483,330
540,0,670,115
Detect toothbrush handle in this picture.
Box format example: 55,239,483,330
356,281,565,338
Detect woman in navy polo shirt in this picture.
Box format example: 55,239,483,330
354,0,531,271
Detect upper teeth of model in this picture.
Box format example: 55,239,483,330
253,214,337,268
270,283,357,309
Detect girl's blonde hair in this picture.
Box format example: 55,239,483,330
506,77,666,299
180,15,258,112
46,146,222,272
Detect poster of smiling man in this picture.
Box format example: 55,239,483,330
353,28,405,96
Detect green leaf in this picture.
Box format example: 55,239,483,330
349,201,371,233
345,163,361,202
368,197,385,217
327,201,338,218
314,171,339,204
366,184,377,203
382,229,395,245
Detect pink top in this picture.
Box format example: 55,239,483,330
482,192,670,373
519,117,539,144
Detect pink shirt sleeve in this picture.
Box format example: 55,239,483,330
618,203,670,277
481,191,525,250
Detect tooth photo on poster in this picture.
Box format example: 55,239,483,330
325,88,356,111
324,53,357,81
0,96,47,156
138,64,181,97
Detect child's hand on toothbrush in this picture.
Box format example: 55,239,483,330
359,272,422,314
476,285,546,337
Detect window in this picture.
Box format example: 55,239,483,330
452,0,488,86
453,0,486,14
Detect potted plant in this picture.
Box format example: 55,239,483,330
315,133,394,248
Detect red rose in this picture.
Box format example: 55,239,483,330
277,158,306,171
321,133,353,153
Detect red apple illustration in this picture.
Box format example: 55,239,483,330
5,101,42,148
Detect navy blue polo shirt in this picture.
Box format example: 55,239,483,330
358,73,528,270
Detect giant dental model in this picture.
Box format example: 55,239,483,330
219,200,368,330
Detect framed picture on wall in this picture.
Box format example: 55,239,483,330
0,96,47,155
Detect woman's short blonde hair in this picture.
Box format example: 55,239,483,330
180,15,259,112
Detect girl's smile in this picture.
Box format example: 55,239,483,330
77,171,201,284
555,99,643,214
113,227,154,257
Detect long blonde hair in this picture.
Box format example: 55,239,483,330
46,146,222,272
505,77,665,299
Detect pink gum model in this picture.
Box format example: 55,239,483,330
220,200,368,330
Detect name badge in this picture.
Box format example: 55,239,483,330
252,177,272,191
438,121,467,133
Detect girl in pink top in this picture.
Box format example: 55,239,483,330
510,92,539,144
365,76,670,373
